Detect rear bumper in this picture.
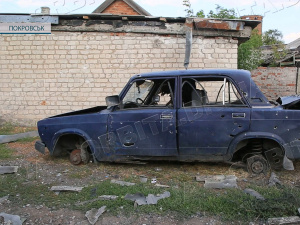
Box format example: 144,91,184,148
35,140,46,154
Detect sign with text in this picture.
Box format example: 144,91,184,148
0,23,51,34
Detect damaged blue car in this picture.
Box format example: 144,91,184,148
35,69,299,174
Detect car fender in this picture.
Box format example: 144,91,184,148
51,128,98,156
225,131,287,161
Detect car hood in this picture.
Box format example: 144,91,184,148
276,95,300,109
49,106,107,118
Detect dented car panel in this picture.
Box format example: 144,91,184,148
35,69,300,170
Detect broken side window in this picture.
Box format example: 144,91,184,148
182,77,246,107
122,78,175,109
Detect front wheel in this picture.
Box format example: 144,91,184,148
69,144,90,165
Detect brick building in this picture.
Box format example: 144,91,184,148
0,12,259,125
93,0,151,16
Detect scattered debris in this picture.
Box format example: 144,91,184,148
268,172,282,187
85,206,106,225
151,177,157,184
0,131,38,144
243,188,265,200
267,216,300,225
140,175,147,183
155,168,162,171
0,166,18,175
154,184,170,188
75,195,118,206
196,175,237,189
283,155,295,171
50,186,83,192
0,212,23,225
0,196,9,203
110,179,135,186
125,191,170,206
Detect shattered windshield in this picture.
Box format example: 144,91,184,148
123,80,154,103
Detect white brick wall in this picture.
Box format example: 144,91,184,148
0,32,238,125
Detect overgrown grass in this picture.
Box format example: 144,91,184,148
0,123,36,135
1,168,300,223
0,144,15,159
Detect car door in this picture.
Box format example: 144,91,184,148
177,76,251,158
107,77,178,156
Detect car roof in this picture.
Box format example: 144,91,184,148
131,69,251,81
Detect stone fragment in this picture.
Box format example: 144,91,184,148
244,188,265,200
50,186,83,192
203,175,237,189
85,206,106,225
0,166,18,175
110,179,135,186
267,216,300,225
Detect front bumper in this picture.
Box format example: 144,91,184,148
35,140,46,154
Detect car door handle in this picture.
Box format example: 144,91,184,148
124,142,134,147
232,113,245,118
160,114,173,119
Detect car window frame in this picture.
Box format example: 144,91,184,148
118,76,177,111
179,75,250,108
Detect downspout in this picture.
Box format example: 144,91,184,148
296,67,300,94
184,18,193,70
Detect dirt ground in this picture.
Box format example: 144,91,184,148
1,140,300,225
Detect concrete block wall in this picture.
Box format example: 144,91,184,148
251,67,297,100
0,31,238,125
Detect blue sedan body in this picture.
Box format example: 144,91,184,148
35,69,300,165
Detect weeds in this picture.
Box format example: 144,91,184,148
0,144,15,159
1,167,300,223
0,123,36,135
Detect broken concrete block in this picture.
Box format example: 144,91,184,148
0,196,9,203
98,195,118,200
204,175,237,189
196,175,236,182
0,131,38,144
243,188,265,200
85,206,106,225
140,175,147,183
125,191,170,206
268,172,282,187
75,195,118,206
110,179,135,186
0,166,18,175
50,186,83,192
267,216,300,225
0,212,22,225
124,193,145,202
195,175,209,182
154,184,170,188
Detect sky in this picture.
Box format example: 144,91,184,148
0,0,299,43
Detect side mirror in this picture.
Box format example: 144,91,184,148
106,95,120,107
152,95,160,103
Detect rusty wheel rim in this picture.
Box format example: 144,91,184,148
70,149,82,165
251,161,264,174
